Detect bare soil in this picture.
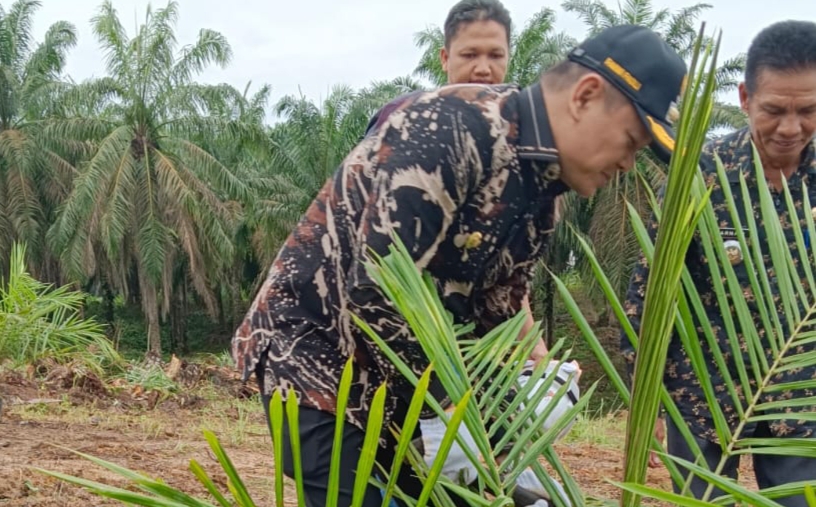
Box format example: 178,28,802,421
0,362,749,506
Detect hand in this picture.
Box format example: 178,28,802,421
568,360,582,381
529,339,549,366
649,417,666,468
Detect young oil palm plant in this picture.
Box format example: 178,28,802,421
37,234,590,507
36,24,768,507
558,35,816,507
0,242,121,374
548,0,746,322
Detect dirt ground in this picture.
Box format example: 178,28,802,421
0,362,745,507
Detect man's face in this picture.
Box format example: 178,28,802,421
558,76,652,197
740,68,816,169
440,20,509,85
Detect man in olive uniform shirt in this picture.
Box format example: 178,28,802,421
235,25,686,507
622,20,816,507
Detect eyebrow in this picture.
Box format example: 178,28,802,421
760,101,816,112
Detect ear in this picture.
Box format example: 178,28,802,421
439,47,449,73
738,82,749,113
568,73,605,120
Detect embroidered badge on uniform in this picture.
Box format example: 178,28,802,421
724,240,743,265
464,231,483,250
719,228,747,265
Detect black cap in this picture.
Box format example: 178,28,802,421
567,25,688,163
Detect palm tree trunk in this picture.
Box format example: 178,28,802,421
169,281,188,354
138,267,162,355
104,281,116,331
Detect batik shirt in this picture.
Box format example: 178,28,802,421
232,83,568,431
622,128,816,442
363,90,423,138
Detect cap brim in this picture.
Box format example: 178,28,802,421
634,104,675,164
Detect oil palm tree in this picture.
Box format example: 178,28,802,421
43,27,795,507
0,0,78,279
47,0,260,354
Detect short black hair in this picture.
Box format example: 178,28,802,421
542,60,628,108
443,0,512,49
745,20,816,94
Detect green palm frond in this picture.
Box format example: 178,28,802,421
21,19,76,83
91,1,132,81
357,235,592,506
0,242,122,372
709,102,747,132
560,29,816,505
170,28,232,87
714,53,746,95
620,0,656,26
561,0,618,36
0,0,39,69
413,26,447,86
619,33,722,506
507,8,577,86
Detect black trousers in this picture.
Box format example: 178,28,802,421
667,417,816,507
262,397,385,507
260,395,474,507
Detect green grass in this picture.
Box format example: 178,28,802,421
543,278,628,415
563,409,627,448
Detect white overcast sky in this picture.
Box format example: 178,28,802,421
28,0,816,121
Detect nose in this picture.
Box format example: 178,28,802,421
778,113,803,138
473,57,491,78
619,152,636,172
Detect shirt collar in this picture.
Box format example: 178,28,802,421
517,81,569,195
726,129,816,184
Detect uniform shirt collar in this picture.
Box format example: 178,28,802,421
517,81,569,195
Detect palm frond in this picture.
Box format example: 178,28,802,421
21,19,76,84
91,0,132,82
1,0,39,70
507,8,576,86
412,26,447,86
170,28,232,88
715,53,746,95
561,0,618,36
709,102,747,132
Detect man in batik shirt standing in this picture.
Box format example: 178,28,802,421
622,20,816,507
236,25,686,507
